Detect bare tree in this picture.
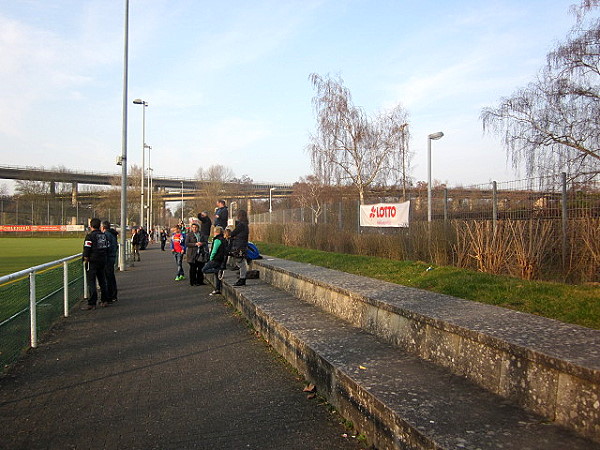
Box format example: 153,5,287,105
195,164,236,213
482,1,600,178
292,175,327,223
308,73,411,204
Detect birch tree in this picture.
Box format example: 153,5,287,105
308,73,411,204
481,0,600,178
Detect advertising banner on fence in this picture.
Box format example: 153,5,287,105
0,225,85,232
359,201,410,228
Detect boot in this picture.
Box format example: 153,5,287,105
233,278,246,286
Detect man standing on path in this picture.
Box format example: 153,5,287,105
82,218,109,310
101,220,118,302
214,200,228,228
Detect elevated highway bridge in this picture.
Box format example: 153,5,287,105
0,165,294,200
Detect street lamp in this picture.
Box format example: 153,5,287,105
427,131,444,222
145,145,152,229
269,187,276,213
133,98,148,229
180,181,184,222
119,0,130,272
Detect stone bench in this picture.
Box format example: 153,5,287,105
250,257,600,443
211,257,600,448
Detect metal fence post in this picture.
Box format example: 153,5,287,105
561,172,568,270
443,188,448,223
492,181,498,234
63,261,70,318
83,261,88,300
29,272,37,348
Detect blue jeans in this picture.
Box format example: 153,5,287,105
173,252,185,276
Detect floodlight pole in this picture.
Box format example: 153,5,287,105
118,0,129,272
427,131,444,222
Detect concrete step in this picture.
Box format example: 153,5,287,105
216,270,598,449
253,257,600,442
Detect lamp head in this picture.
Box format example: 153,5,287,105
133,99,147,105
428,131,444,140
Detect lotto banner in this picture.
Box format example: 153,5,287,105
0,225,85,232
359,201,410,228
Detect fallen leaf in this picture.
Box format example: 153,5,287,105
359,365,367,370
303,383,316,392
307,393,316,399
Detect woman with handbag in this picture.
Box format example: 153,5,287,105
229,209,250,286
185,222,208,286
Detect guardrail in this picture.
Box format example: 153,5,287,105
0,254,85,368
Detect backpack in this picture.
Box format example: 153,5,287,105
246,242,262,260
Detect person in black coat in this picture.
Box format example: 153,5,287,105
185,222,208,286
82,218,109,309
230,209,249,286
197,211,212,238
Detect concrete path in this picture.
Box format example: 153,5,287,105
0,246,362,450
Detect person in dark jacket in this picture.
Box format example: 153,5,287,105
160,229,168,251
229,209,249,286
82,218,109,309
197,211,212,238
214,200,228,228
185,222,208,286
203,226,228,295
101,221,118,302
131,228,141,261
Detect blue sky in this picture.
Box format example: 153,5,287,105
0,0,579,191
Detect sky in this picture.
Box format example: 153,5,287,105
0,0,581,192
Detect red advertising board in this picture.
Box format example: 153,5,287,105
0,225,84,232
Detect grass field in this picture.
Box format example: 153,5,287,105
0,237,83,277
257,242,600,330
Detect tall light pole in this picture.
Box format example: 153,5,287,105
180,181,184,222
118,0,129,272
427,131,444,222
148,167,154,232
145,145,152,228
133,98,148,228
269,187,276,213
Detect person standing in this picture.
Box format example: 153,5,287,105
197,211,212,239
171,225,186,281
131,228,141,261
185,222,208,286
82,218,109,310
160,229,168,251
203,226,228,295
101,221,118,302
214,200,229,229
229,209,249,286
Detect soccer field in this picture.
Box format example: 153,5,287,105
0,237,83,277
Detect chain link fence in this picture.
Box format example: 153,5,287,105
0,256,85,369
250,173,599,283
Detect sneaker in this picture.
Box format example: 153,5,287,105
175,276,180,281
233,278,246,287
210,290,220,295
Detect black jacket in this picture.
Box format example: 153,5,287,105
211,234,228,264
197,214,212,238
83,229,108,264
230,220,249,252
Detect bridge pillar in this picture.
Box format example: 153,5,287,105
246,198,252,215
50,182,56,196
71,182,78,206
